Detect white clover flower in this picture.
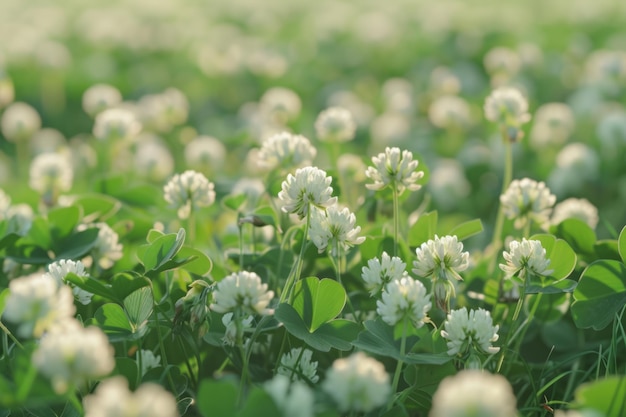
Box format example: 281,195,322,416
500,238,553,279
556,143,599,182
597,111,626,154
33,320,115,393
79,222,123,270
265,375,314,417
376,277,431,327
308,205,365,256
365,147,424,195
221,312,254,346
4,203,34,235
412,235,469,309
0,188,10,218
441,307,499,357
46,259,93,305
137,349,161,377
93,108,142,142
314,106,357,143
134,138,175,182
210,271,274,315
30,128,66,156
29,152,73,197
361,252,407,296
500,178,556,229
83,376,179,417
277,347,319,383
0,101,41,142
429,159,471,211
257,132,317,171
3,273,76,338
278,166,337,219
429,67,461,95
163,170,216,219
430,370,517,417
259,87,302,125
484,86,531,141
551,198,599,230
530,103,575,148
483,47,522,79
382,78,414,114
428,95,471,129
184,135,227,173
322,351,391,413
82,83,123,117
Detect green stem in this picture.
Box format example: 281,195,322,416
280,207,311,303
67,389,84,414
392,184,400,257
0,320,23,350
238,224,244,271
510,293,543,359
388,316,408,410
333,242,356,319
489,137,513,273
495,280,527,373
235,309,250,406
187,210,196,244
154,303,177,393
16,362,37,402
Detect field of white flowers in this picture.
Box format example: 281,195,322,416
1,0,626,416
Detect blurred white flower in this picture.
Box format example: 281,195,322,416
308,205,365,256
381,78,414,114
278,166,337,219
4,203,34,235
277,347,319,383
33,320,115,393
376,276,431,327
428,159,471,210
441,307,499,357
83,376,179,417
0,188,9,218
314,106,357,143
79,222,123,270
555,143,599,181
554,410,604,417
500,238,553,279
93,107,141,142
134,137,175,182
429,67,461,95
429,370,517,417
428,95,471,129
1,101,41,142
137,349,161,377
3,273,75,338
163,170,216,219
365,147,424,195
484,87,531,141
257,132,317,171
46,259,93,305
322,351,391,413
265,375,314,417
596,110,626,154
259,87,302,125
530,103,575,148
184,135,227,173
412,235,469,308
583,49,626,92
327,90,375,127
551,198,599,229
29,152,73,199
210,271,274,315
82,83,123,117
30,128,66,156
361,251,407,296
483,47,522,83
369,112,410,146
500,178,556,229
221,312,254,346
138,88,189,132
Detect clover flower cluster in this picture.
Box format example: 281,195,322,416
163,170,216,219
92,107,142,142
322,352,391,413
365,147,424,195
314,106,357,143
361,251,408,296
441,307,500,357
484,86,531,141
500,177,556,229
308,205,365,256
265,375,314,417
210,271,274,316
430,370,517,417
412,235,470,310
78,222,124,270
46,259,93,305
500,238,553,280
83,376,180,417
277,347,319,383
376,276,432,328
551,198,599,229
0,101,41,142
278,166,337,219
257,131,317,171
